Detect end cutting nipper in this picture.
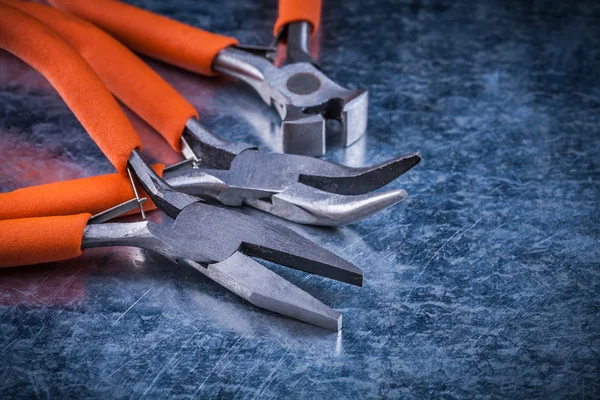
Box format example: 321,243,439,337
49,0,370,156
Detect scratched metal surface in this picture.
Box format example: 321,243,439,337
1,0,599,398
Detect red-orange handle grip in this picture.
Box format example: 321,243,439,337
48,0,238,77
3,0,197,152
274,0,322,36
0,165,165,221
0,214,90,268
0,3,141,172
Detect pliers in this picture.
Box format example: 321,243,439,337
18,0,421,227
48,0,369,156
0,3,362,331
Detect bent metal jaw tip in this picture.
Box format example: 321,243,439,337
297,151,422,196
245,183,408,227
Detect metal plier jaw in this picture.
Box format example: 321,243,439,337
213,22,368,157
166,118,422,227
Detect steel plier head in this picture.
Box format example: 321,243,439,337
214,21,369,156
164,118,422,227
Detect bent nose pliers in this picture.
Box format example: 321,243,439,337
0,3,362,331
13,0,421,227
48,0,369,156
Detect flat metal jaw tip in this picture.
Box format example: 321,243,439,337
214,47,369,156
145,202,363,286
340,88,369,147
280,88,368,156
281,111,325,156
186,252,342,331
244,183,408,227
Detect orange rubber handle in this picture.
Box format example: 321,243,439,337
0,214,90,268
3,0,197,152
0,165,165,221
47,0,239,77
274,0,322,36
0,3,141,172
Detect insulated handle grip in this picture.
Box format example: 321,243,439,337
4,0,197,152
274,0,322,36
0,214,90,268
0,3,141,172
47,0,239,77
0,165,165,221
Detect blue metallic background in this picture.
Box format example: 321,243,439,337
0,0,599,398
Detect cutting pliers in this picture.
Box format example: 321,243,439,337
12,0,421,227
0,3,363,331
48,0,369,156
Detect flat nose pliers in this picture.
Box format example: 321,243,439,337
0,3,363,331
13,0,421,227
48,0,369,156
